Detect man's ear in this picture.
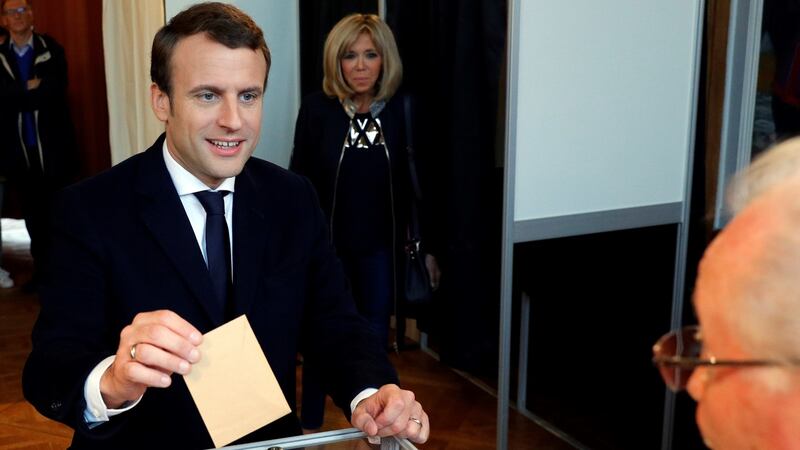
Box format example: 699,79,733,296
151,83,170,122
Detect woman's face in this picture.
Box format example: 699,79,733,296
341,32,382,98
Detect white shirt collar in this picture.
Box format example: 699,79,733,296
10,33,33,57
162,140,236,195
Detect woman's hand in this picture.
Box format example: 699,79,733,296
425,254,441,291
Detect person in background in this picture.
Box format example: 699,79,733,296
0,0,78,291
653,137,800,449
22,4,429,448
0,24,12,289
289,13,441,432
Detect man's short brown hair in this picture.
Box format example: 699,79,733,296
150,2,271,97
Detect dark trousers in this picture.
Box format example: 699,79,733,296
339,250,393,345
16,166,57,282
301,250,393,429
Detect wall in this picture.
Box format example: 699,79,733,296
512,1,702,223
31,0,110,177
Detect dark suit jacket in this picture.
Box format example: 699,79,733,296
22,135,398,449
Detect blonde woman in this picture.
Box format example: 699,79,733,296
290,13,440,431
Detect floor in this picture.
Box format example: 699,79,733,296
0,219,573,449
0,220,73,449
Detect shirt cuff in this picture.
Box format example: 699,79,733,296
350,388,379,414
83,355,143,425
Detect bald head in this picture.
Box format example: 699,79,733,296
686,139,800,450
698,176,800,360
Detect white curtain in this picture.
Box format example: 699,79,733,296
103,0,165,165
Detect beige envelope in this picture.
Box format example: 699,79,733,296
183,315,292,448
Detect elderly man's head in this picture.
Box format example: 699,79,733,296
687,173,800,448
652,137,800,448
655,137,800,448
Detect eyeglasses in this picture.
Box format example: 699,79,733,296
652,325,795,392
2,6,30,16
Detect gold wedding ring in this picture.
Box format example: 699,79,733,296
130,344,138,360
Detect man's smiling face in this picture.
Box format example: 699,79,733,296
151,33,268,189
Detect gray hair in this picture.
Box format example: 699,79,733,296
727,137,800,214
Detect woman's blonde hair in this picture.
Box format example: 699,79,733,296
322,14,402,102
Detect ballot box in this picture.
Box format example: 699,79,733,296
217,428,419,450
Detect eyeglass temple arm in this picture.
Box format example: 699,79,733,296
652,356,799,368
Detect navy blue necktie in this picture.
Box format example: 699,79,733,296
194,190,232,320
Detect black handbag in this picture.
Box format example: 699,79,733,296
403,96,433,304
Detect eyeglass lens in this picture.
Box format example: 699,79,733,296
3,6,28,16
654,326,703,391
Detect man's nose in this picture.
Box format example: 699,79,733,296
686,368,707,401
218,98,242,130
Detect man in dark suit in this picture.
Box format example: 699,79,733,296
0,0,79,289
21,3,429,449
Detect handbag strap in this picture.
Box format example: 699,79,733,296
404,95,423,241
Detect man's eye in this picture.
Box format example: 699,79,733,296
198,92,217,102
241,92,259,103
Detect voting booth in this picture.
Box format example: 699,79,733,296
499,1,704,449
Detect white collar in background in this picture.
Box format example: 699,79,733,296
10,33,33,57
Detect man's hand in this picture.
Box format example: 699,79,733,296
27,77,41,90
351,384,429,444
100,310,202,408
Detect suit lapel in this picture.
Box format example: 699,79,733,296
134,139,224,325
231,165,270,318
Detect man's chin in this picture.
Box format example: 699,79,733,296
695,410,714,449
217,152,251,168
216,162,249,180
